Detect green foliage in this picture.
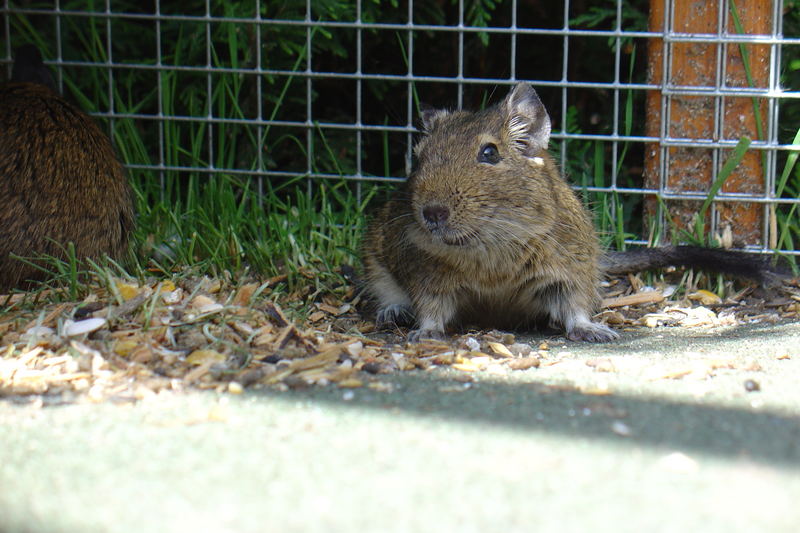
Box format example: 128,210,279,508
686,137,752,246
462,0,499,46
556,45,640,250
134,173,375,283
774,128,800,263
2,0,797,298
569,0,648,49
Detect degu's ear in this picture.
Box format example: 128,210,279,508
419,104,450,133
12,44,56,91
503,83,551,157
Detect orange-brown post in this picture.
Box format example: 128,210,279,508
645,0,771,245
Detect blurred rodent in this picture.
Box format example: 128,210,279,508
0,45,135,291
361,83,788,343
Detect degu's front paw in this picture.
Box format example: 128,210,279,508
407,328,447,343
376,304,415,329
566,322,619,343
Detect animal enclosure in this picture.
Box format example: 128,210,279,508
2,0,799,263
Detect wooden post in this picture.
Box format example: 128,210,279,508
645,0,772,246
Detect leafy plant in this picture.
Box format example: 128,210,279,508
569,0,649,49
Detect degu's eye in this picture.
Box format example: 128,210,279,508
478,143,501,164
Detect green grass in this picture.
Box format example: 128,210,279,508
773,127,800,272
685,136,753,246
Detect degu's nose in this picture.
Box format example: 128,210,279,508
422,204,450,226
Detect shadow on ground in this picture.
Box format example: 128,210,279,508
254,320,800,466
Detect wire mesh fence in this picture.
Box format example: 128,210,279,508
2,0,799,255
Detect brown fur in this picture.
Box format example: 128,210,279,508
362,84,616,342
0,51,134,291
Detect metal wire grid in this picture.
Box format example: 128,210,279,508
2,0,799,253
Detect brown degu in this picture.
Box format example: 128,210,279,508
362,83,787,342
0,45,135,291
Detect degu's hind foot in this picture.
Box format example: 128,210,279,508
375,304,415,329
407,328,447,343
565,320,618,342
553,302,619,343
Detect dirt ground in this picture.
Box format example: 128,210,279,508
2,319,799,533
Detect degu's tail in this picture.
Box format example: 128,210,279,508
601,245,794,287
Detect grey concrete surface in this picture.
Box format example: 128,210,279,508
2,320,800,533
